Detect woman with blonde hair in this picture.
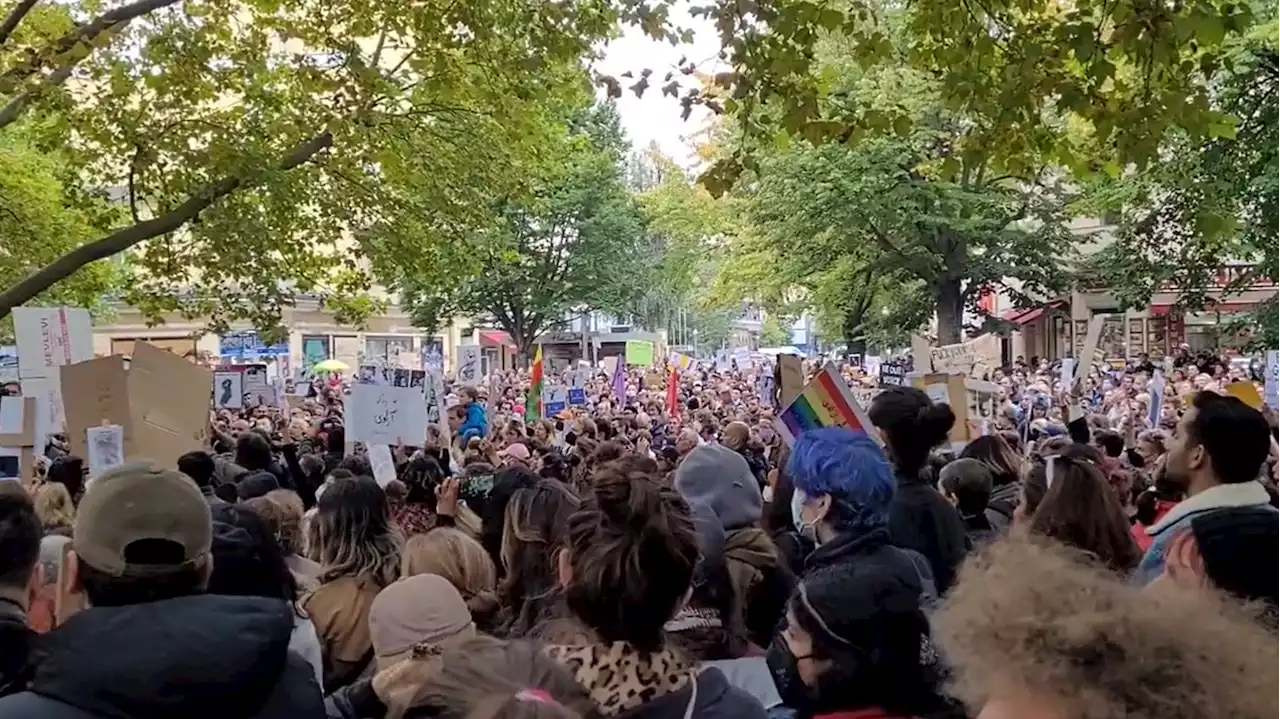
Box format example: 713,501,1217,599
402,528,500,632
936,537,1278,719
33,482,75,537
381,636,592,719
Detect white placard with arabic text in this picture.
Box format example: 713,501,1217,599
347,384,427,446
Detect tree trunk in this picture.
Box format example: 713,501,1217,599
934,279,964,345
0,130,333,321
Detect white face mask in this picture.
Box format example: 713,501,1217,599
791,488,819,542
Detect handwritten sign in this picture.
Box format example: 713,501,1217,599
347,384,427,445
878,360,908,388
456,345,482,386
928,335,1000,377
12,307,92,380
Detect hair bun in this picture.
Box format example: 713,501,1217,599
918,402,956,442
590,466,666,536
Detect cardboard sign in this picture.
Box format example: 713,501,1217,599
12,307,92,379
644,370,665,390
777,354,804,409
61,342,213,471
456,345,482,386
347,384,427,445
928,335,1000,377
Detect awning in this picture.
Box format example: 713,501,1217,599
479,330,515,348
1002,300,1066,325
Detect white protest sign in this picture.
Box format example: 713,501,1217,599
347,384,427,445
367,444,397,488
1059,359,1075,390
1075,315,1106,384
1266,350,1278,412
12,307,93,380
456,345,482,386
20,376,61,440
86,424,125,476
924,382,950,406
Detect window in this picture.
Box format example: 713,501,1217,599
365,335,413,363
302,336,331,366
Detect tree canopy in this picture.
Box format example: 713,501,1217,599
391,100,648,360
1080,11,1278,350
0,0,621,329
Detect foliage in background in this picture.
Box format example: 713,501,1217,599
394,101,647,361
0,128,124,340
0,0,621,334
1079,13,1278,348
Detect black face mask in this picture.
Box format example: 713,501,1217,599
765,642,815,714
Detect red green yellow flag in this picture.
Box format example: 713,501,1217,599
526,344,543,422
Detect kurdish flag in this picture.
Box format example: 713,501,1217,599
774,363,874,446
525,345,543,423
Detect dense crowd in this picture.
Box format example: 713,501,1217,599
0,348,1276,719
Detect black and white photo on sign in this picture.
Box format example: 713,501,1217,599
409,370,425,389
393,368,410,388
86,424,125,475
456,345,481,386
358,365,380,385
214,372,244,409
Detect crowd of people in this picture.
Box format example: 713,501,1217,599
0,346,1277,719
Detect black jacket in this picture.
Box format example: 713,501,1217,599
0,598,33,699
983,481,1020,532
887,473,967,594
617,667,766,719
0,594,323,719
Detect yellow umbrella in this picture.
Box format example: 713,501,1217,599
312,359,349,373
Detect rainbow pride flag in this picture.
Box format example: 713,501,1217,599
774,363,874,446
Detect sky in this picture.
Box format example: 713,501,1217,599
596,11,722,170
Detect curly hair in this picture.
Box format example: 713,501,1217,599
936,538,1279,719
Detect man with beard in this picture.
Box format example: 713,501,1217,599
1134,391,1275,585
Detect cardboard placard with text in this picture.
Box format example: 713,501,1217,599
927,335,1000,378
62,343,213,471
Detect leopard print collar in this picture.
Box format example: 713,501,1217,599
545,641,696,716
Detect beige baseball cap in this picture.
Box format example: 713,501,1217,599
73,460,212,577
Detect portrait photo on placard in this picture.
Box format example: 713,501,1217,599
213,372,244,409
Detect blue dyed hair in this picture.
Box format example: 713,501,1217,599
787,428,895,532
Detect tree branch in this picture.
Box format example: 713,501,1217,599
0,60,73,130
0,0,39,47
0,130,333,320
0,0,181,94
